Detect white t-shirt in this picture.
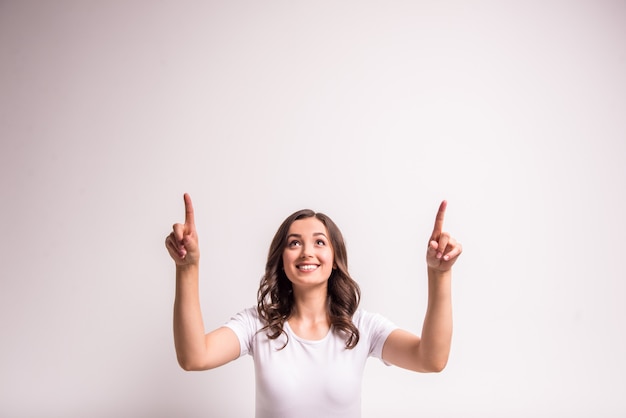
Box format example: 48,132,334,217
224,307,398,418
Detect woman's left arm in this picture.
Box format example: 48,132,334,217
382,200,462,373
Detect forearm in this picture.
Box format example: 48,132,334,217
418,268,453,371
173,264,207,370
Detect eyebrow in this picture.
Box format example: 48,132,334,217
286,232,328,239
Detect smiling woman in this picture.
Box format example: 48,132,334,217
164,193,462,418
258,209,361,350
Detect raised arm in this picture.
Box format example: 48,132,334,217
382,200,462,373
165,193,240,371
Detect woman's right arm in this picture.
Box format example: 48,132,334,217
165,193,240,371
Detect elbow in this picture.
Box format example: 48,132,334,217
179,363,196,372
177,358,196,371
424,358,448,373
416,344,450,373
417,356,448,373
178,362,206,372
177,356,208,372
427,362,447,373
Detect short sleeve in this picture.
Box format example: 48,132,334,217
354,310,398,362
223,307,261,357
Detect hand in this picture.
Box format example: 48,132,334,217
426,200,462,272
165,193,200,266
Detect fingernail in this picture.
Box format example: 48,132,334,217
437,252,442,259
443,255,450,261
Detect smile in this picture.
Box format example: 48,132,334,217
297,264,319,272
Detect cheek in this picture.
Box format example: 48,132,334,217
323,250,335,266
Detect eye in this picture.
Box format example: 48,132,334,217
288,240,301,248
316,239,327,246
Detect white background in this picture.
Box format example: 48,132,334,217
1,1,625,417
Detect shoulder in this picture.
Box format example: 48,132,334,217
353,308,398,342
228,305,261,324
353,308,395,328
223,306,263,356
224,306,263,334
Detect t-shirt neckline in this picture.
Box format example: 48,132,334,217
284,321,333,345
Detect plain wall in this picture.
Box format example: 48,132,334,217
1,1,625,417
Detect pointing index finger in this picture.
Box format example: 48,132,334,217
183,193,195,227
431,200,447,240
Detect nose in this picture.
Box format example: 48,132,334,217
300,242,313,258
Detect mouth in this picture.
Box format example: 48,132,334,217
297,264,319,272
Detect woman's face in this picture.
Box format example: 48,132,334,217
282,217,335,290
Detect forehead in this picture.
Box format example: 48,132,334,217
287,217,329,236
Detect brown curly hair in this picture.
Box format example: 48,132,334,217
257,209,361,349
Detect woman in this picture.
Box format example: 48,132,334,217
165,193,462,418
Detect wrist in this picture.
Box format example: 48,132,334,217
428,267,452,288
427,267,451,282
176,263,199,279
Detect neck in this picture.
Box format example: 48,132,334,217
290,284,329,324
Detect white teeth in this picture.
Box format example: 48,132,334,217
298,265,318,271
